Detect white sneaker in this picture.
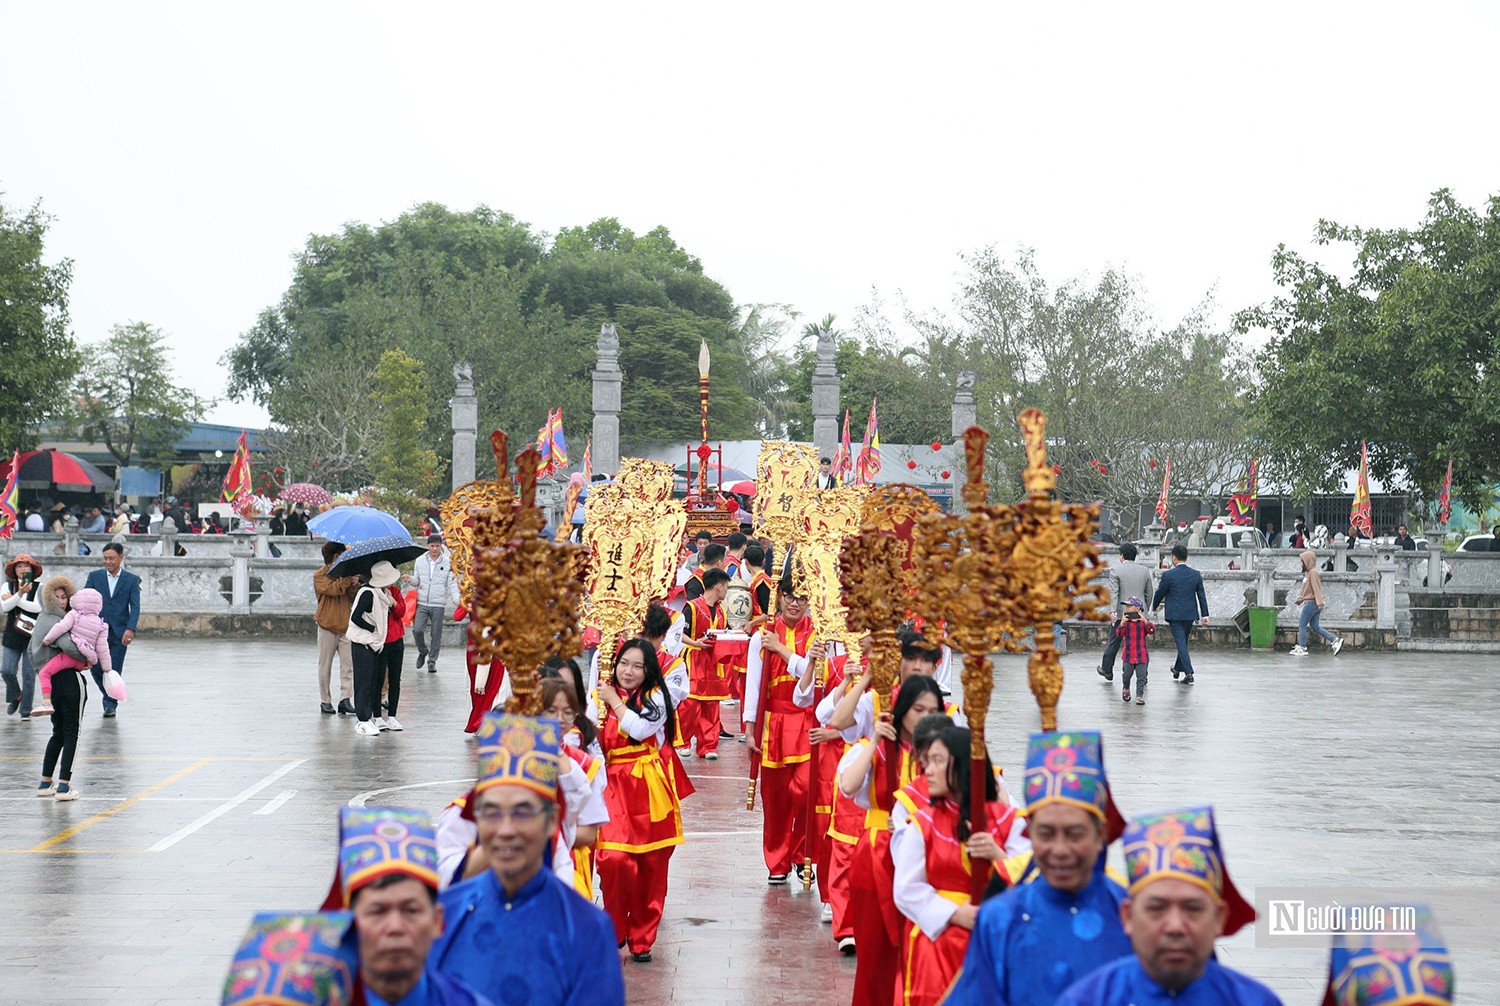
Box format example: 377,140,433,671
356,720,379,736
375,717,389,731
1331,637,1345,655
1289,646,1309,656
384,717,404,731
820,902,834,924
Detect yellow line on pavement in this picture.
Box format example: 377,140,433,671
29,758,214,852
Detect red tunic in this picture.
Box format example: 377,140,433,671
685,598,730,700
756,617,816,769
899,797,1018,1006
596,690,684,855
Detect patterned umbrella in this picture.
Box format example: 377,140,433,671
0,450,115,492
327,534,425,579
279,482,332,506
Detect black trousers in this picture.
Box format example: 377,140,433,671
42,668,87,780
353,639,404,720
1099,628,1124,674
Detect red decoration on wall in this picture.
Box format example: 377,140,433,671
940,470,951,480
931,441,942,451
906,460,917,470
1051,464,1062,474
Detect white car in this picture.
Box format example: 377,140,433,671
1458,534,1497,552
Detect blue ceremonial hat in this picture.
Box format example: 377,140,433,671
332,806,439,907
1022,731,1126,842
476,712,563,802
1323,904,1453,1006
1122,805,1256,936
222,911,357,1006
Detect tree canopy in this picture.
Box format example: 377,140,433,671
224,204,761,486
69,322,209,468
0,197,78,450
1240,189,1500,513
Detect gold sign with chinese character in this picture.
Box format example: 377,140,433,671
754,440,819,551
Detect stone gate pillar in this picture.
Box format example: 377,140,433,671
950,372,977,513
450,362,477,490
592,324,622,477
811,328,840,459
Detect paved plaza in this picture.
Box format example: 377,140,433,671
1,637,1496,1004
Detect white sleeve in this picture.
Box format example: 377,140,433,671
840,692,875,744
664,660,690,708
553,824,577,883
837,741,873,807
557,759,590,827
617,690,668,742
934,646,956,698
0,590,17,611
664,613,686,657
815,686,842,726
17,591,41,614
579,768,610,827
1003,819,1032,858
435,804,477,890
891,805,958,941
742,634,765,726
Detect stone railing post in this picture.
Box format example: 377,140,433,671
1239,536,1257,574
63,515,81,556
1375,544,1397,629
1254,554,1277,607
254,522,273,559
1331,533,1348,575
230,536,254,613
161,517,179,558
1426,531,1447,588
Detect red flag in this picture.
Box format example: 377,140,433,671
1351,441,1373,536
1228,459,1258,526
0,450,19,540
1438,457,1452,525
581,436,593,481
831,408,853,484
1154,457,1171,525
854,398,881,485
221,431,253,516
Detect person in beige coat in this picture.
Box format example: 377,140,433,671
1291,549,1344,656
313,541,360,714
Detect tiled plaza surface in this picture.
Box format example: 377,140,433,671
0,637,1495,1004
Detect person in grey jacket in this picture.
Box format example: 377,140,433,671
1097,543,1154,683
406,535,457,673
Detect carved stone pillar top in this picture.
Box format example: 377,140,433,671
595,323,622,374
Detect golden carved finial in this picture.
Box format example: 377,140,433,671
912,417,1108,733
460,431,590,716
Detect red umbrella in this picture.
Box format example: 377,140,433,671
279,482,332,506
725,479,756,497
0,450,115,492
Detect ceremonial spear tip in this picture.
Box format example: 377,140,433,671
698,339,711,378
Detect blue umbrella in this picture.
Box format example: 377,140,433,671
307,506,410,544
329,534,425,579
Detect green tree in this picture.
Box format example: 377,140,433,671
70,322,209,469
0,197,79,449
370,349,443,521
1240,189,1500,513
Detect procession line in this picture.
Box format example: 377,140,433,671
148,759,308,851
30,758,215,852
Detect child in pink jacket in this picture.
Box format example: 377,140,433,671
33,587,112,716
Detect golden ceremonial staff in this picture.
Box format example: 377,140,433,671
747,440,819,811
913,413,1108,901
469,444,590,715
791,484,868,891
583,481,661,724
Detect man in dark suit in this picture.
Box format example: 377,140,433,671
84,542,141,718
1151,543,1209,684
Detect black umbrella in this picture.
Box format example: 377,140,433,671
328,534,425,579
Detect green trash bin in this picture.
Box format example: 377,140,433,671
1248,606,1278,650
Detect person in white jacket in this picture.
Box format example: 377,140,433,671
406,535,457,673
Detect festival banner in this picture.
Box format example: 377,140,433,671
1154,457,1171,525
1438,457,1452,526
1227,459,1258,526
831,407,853,485
220,431,254,517
854,398,881,485
1351,441,1373,536
581,436,593,481
0,450,19,540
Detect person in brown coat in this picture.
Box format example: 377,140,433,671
314,541,360,714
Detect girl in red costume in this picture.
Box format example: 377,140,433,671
837,675,945,1006
595,638,691,964
891,725,1025,1006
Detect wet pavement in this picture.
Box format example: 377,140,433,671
1,638,1496,1004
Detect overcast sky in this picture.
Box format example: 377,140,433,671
5,2,1496,431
